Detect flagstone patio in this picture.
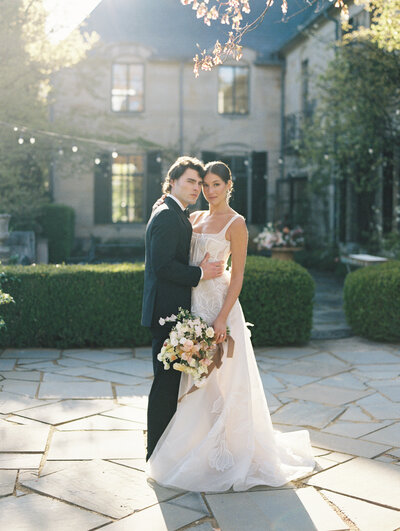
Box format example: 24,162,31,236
0,337,399,530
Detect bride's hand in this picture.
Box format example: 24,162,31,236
213,316,227,344
152,194,167,211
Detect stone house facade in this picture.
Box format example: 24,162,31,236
51,0,371,249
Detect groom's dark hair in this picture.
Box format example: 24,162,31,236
162,156,205,194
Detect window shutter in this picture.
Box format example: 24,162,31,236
146,151,162,221
94,153,112,224
251,151,268,224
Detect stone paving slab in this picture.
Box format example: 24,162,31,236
0,453,42,469
355,393,400,420
17,399,115,425
333,350,400,365
0,359,16,371
371,384,400,402
322,489,400,531
38,381,113,399
0,380,39,397
41,372,86,382
64,350,132,364
271,359,346,379
269,372,318,387
0,425,49,452
307,429,391,458
0,371,41,381
307,457,400,510
272,401,345,429
20,459,180,518
2,349,60,359
56,414,144,431
338,406,372,422
318,373,368,390
323,420,392,439
105,492,209,530
0,493,110,530
206,487,347,531
47,430,146,459
362,422,400,447
102,405,147,426
279,383,372,406
256,346,319,359
115,384,152,406
0,391,50,414
0,469,17,496
101,358,154,378
109,458,147,472
63,366,147,386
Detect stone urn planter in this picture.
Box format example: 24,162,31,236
0,214,11,261
271,247,302,261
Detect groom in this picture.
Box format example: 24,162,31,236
142,156,224,460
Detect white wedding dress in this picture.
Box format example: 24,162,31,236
147,215,315,492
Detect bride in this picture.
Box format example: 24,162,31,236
147,161,315,492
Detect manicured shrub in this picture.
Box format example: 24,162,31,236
40,204,75,263
0,257,314,348
0,263,151,348
344,261,400,341
242,256,314,346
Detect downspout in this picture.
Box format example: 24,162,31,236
179,61,184,155
323,8,340,244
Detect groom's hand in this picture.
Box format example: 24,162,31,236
200,253,224,280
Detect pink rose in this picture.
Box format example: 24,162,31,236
182,339,194,352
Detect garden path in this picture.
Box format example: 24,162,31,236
0,338,399,530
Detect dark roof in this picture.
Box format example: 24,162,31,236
85,0,331,62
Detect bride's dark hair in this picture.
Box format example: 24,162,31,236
204,161,233,202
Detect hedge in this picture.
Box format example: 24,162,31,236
0,257,314,348
40,204,75,263
344,261,400,342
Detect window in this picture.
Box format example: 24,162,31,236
218,66,249,115
112,155,144,222
111,63,144,112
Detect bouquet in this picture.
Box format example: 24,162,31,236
254,221,305,250
157,307,229,388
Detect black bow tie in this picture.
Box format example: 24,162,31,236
183,208,190,218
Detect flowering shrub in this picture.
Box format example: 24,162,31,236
0,289,14,330
253,222,304,250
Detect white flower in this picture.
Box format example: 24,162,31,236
180,337,187,345
171,337,179,347
159,317,165,326
157,353,163,361
195,325,202,337
163,362,170,370
206,327,214,338
170,314,177,321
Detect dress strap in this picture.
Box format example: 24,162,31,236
221,214,243,236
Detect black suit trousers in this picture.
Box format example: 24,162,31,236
146,331,181,461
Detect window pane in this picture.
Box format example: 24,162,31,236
128,64,144,112
112,155,144,222
218,66,249,115
218,67,234,114
234,67,249,114
112,63,144,113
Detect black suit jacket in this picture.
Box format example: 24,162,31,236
141,196,201,333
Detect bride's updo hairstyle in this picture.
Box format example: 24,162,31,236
162,156,205,194
204,161,233,202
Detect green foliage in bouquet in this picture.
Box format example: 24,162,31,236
241,256,314,346
40,204,75,263
0,257,314,348
344,261,400,342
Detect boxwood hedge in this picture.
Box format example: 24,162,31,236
0,257,314,348
344,261,400,341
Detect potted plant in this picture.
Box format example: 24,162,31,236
253,222,305,261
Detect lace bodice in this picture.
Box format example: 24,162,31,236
190,214,242,325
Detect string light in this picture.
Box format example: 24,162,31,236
94,158,101,165
72,145,78,153
13,126,18,132
58,148,64,155
112,151,118,159
18,137,24,144
29,137,35,144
